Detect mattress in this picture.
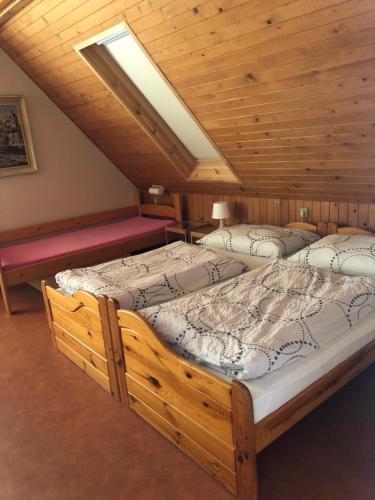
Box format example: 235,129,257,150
0,216,174,271
224,313,374,423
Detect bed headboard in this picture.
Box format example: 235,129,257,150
136,192,182,223
285,222,319,233
335,226,375,236
286,221,375,237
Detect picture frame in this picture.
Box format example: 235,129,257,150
0,95,37,178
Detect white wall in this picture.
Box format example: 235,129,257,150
0,49,136,231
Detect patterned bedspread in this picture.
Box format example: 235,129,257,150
55,241,248,309
140,260,375,380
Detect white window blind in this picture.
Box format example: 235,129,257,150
99,27,220,160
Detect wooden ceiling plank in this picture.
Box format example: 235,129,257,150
149,0,348,63
198,86,375,123
137,0,249,45
180,43,375,99
194,73,375,115
172,20,375,91
161,4,375,80
130,0,213,33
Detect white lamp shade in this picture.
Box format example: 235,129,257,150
212,201,230,220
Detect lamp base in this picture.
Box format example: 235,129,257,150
219,219,225,229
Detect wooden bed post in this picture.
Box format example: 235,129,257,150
171,193,183,223
135,191,142,216
0,265,11,315
106,298,128,402
98,296,121,400
41,281,57,347
231,382,258,500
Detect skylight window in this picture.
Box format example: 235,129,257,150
98,27,220,161
76,23,240,184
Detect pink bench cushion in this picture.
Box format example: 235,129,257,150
0,216,175,271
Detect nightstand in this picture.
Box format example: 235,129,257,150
190,224,217,244
165,221,205,244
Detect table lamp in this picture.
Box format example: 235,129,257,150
212,201,230,229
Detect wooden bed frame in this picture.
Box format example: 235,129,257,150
40,193,182,398
111,308,374,499
0,192,182,315
107,223,375,498
41,218,325,398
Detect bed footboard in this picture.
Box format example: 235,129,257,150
113,307,257,499
42,282,121,399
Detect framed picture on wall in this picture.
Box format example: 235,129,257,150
0,96,37,178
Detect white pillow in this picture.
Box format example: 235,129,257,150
288,233,375,277
197,224,320,258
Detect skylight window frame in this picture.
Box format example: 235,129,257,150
75,23,241,184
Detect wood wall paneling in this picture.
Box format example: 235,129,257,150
182,193,375,231
0,0,375,201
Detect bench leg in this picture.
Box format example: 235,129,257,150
0,273,11,315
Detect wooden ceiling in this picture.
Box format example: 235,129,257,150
1,0,375,201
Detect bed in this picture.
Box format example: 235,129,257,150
42,221,320,399
109,223,375,499
0,192,181,314
43,241,249,399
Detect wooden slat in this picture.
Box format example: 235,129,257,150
118,311,232,407
46,285,100,314
50,301,106,357
54,323,108,375
128,392,237,494
56,337,111,392
126,374,236,472
122,334,234,443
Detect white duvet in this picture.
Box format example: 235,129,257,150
140,260,375,380
55,241,248,310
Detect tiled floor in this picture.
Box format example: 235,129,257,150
0,285,373,500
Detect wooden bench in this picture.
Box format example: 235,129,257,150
0,192,181,314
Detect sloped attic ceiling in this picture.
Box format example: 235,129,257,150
1,0,375,201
